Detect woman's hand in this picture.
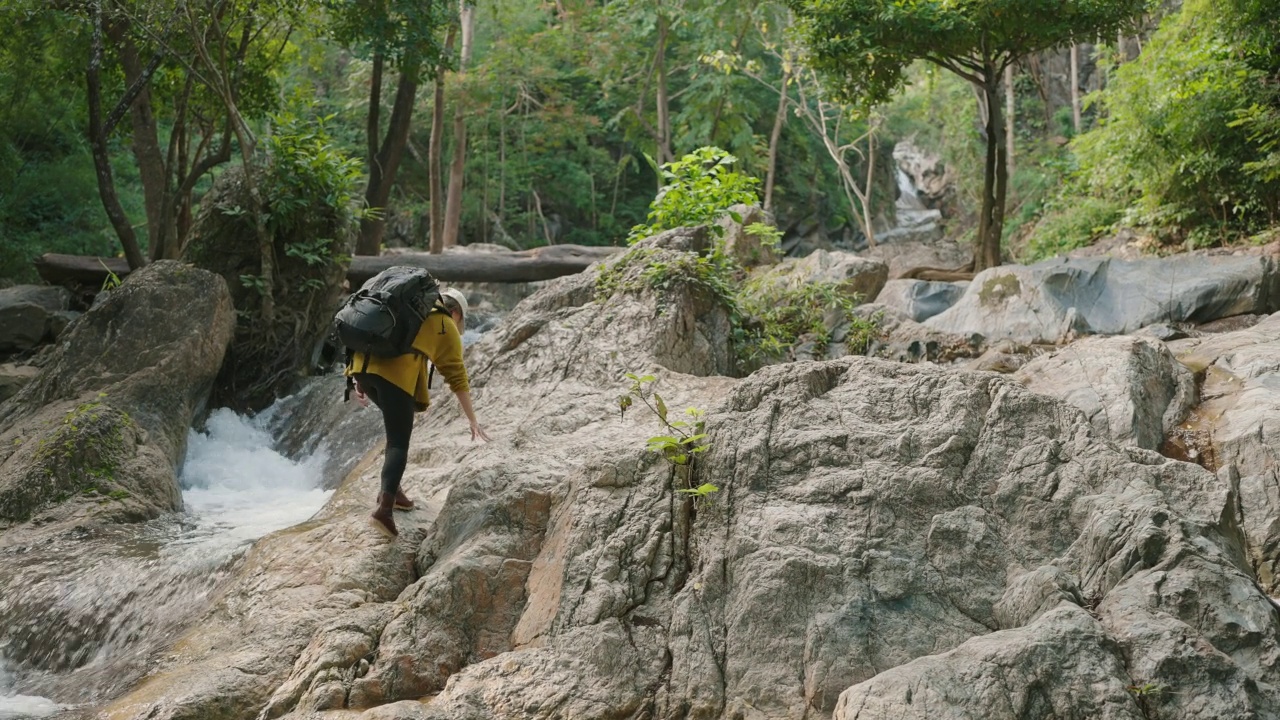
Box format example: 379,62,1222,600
353,379,370,408
470,421,491,443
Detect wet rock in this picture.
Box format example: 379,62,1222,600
1014,335,1197,451
927,255,1280,344
0,261,235,526
874,278,967,322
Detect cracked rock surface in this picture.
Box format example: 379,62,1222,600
98,243,1280,720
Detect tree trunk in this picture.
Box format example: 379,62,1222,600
367,53,383,169
115,31,168,262
358,60,421,256
429,26,459,254
974,71,1007,273
1070,44,1082,134
655,12,672,166
763,69,789,212
442,1,474,249
1005,64,1016,177
87,4,146,271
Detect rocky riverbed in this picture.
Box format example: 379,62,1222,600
2,231,1280,720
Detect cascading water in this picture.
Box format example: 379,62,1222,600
0,404,335,719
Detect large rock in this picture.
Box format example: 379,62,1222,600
0,261,235,526
1166,312,1280,594
753,249,889,305
0,285,72,353
873,278,967,322
927,255,1280,344
95,254,1280,720
861,238,972,280
1014,335,1196,451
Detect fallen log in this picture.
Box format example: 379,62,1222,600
346,244,622,286
35,244,624,289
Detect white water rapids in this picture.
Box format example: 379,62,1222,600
0,405,334,719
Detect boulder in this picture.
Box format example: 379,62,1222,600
1014,335,1197,451
753,249,889,305
97,255,1280,720
0,284,71,353
0,284,72,312
926,255,1280,344
862,237,972,279
874,278,967,322
1166,312,1280,594
0,261,235,527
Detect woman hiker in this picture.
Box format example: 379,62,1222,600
349,287,490,537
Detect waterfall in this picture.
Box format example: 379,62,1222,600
0,406,335,718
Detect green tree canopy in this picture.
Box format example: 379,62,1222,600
787,0,1151,270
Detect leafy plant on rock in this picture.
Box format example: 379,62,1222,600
619,373,717,504
628,146,760,243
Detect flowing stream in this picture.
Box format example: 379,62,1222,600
0,405,335,719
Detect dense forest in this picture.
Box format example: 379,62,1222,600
1,0,1278,286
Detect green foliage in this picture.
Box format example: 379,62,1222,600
1072,0,1280,242
619,373,715,506
736,275,876,365
787,0,1151,106
628,147,761,243
325,0,455,74
1022,197,1124,262
265,111,366,237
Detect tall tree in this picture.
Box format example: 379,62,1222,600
441,0,475,250
427,24,457,254
329,0,454,256
787,0,1151,271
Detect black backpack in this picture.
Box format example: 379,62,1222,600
334,265,441,373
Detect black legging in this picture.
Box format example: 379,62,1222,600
353,373,415,496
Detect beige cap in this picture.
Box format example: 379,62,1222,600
439,287,468,324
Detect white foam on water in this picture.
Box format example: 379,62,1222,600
175,408,333,559
0,659,62,720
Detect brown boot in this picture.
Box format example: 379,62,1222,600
393,488,415,511
370,492,397,538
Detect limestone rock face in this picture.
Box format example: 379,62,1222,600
1014,335,1196,451
96,260,1280,720
927,255,1280,344
1167,312,1280,595
0,261,235,527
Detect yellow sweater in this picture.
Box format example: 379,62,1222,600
345,308,470,411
